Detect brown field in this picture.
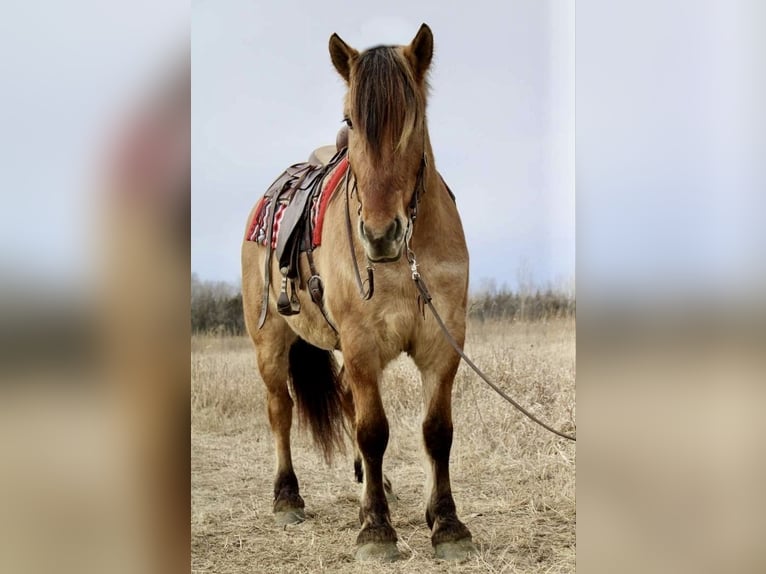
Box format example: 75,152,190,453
192,319,575,573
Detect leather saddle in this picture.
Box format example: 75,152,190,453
256,141,347,329
306,125,348,167
308,145,337,167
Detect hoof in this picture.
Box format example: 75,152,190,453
434,538,477,561
355,541,401,562
274,508,305,525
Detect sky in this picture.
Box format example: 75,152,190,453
191,0,575,292
2,1,762,299
0,1,187,287
577,0,764,299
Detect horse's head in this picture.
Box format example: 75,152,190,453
329,24,433,263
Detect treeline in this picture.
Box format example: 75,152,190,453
191,275,575,334
191,275,245,335
468,287,575,322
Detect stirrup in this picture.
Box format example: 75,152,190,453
277,272,301,316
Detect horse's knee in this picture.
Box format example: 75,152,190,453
423,414,453,461
356,412,389,462
346,370,389,462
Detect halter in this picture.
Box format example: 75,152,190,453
344,149,428,301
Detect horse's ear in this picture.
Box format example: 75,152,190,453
405,23,433,82
329,33,358,83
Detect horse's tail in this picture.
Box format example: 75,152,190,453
288,338,346,462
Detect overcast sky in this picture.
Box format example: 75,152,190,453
0,1,187,287
192,0,574,291
3,1,760,298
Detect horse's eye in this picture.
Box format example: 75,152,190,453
343,117,353,129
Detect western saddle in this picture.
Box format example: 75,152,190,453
256,127,349,330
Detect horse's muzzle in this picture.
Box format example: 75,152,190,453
359,217,404,263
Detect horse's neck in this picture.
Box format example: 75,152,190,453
414,158,447,228
409,151,465,258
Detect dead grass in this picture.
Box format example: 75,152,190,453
192,319,575,573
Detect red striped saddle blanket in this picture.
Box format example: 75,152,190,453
246,151,348,252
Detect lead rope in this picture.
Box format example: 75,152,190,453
343,166,374,300
344,154,574,441
405,229,577,442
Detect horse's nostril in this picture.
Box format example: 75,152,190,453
386,219,401,242
360,219,402,243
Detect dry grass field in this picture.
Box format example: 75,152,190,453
192,319,575,573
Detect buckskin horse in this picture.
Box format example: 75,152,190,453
241,24,476,561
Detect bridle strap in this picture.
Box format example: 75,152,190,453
343,166,374,300
408,152,428,223
344,149,428,302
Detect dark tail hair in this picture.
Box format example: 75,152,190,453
288,338,346,462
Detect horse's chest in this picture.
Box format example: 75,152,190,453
361,300,418,357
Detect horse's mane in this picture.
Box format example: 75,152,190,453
350,46,424,159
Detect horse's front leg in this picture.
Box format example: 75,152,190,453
342,345,399,561
415,336,477,560
339,366,395,498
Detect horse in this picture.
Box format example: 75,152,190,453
241,23,475,562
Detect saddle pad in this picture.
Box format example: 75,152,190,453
247,155,349,249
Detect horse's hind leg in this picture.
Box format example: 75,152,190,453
415,341,477,560
251,320,303,524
